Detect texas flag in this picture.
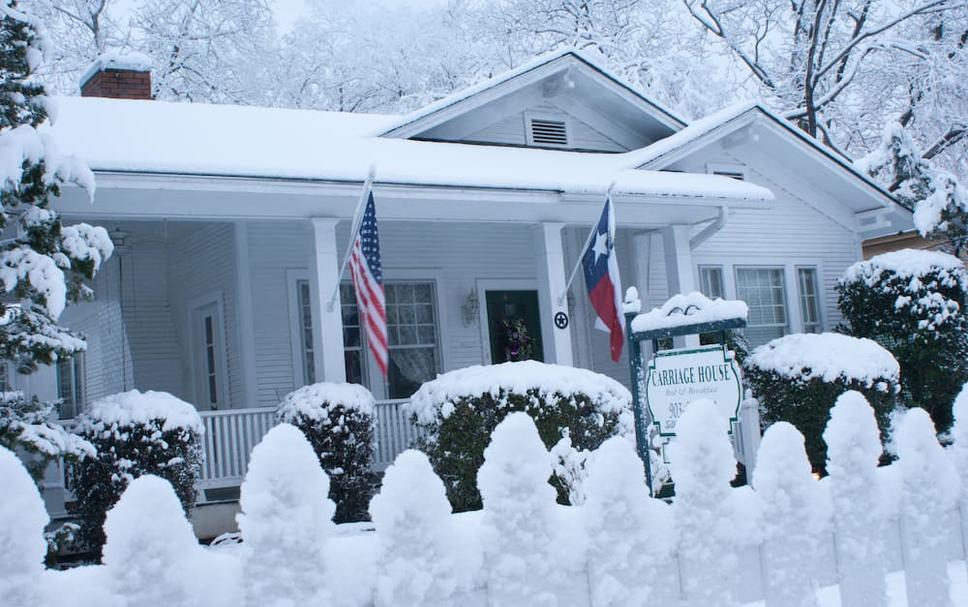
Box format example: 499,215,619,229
581,197,624,361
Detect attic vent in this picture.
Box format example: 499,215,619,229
529,117,569,147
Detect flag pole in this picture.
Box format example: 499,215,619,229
327,166,376,312
557,181,617,306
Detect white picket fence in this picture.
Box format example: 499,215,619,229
198,400,423,491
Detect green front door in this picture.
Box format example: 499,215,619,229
485,290,544,364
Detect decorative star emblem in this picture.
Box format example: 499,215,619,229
592,230,609,262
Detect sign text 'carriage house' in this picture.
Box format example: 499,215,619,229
19,49,910,533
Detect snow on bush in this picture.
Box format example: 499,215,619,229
895,408,960,607
237,423,335,606
753,422,829,607
0,445,48,605
669,398,751,607
838,248,968,432
407,361,632,510
277,382,375,522
67,390,202,555
746,332,898,471
823,391,889,607
477,412,563,607
583,436,677,607
840,249,968,337
550,435,589,505
748,332,899,387
630,291,748,333
102,475,240,607
369,449,462,607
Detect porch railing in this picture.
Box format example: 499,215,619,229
197,400,423,490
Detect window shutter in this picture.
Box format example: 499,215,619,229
529,117,569,146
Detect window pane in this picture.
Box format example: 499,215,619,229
736,268,788,348
388,347,437,399
345,350,365,386
699,266,724,299
798,268,821,332
385,282,440,398
296,280,317,385
416,304,434,324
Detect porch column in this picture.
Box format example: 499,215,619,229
534,222,574,366
309,218,346,383
631,231,656,360
661,224,700,348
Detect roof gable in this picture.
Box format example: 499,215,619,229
380,49,686,150
620,101,912,236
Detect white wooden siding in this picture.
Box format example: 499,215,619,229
59,232,185,404
245,220,314,408
167,223,244,408
674,152,861,333
242,220,540,407
122,235,184,397
466,102,626,152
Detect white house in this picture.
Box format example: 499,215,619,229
25,49,910,525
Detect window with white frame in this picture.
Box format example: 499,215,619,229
797,267,822,333
385,282,440,399
735,267,788,347
56,353,85,419
294,279,317,385
339,282,367,388
328,280,441,399
699,265,725,299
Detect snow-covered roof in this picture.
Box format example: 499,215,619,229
46,96,772,201
380,47,687,138
622,100,904,213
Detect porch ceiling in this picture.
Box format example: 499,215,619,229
54,172,771,228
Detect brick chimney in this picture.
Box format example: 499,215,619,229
80,52,153,100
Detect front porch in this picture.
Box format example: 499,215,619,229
40,182,758,517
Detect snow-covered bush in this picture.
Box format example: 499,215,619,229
276,382,375,522
478,412,562,606
0,390,94,479
895,408,960,607
746,332,899,471
0,445,48,605
669,398,749,607
67,390,203,555
407,361,632,510
369,449,461,607
102,475,241,607
237,423,335,606
583,436,677,607
838,249,968,431
823,391,889,607
753,422,828,607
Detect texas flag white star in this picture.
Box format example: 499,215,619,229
592,229,610,262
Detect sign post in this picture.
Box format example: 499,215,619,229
624,291,748,494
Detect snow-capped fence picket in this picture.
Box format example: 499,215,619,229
5,393,968,607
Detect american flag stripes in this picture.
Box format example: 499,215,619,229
348,191,388,377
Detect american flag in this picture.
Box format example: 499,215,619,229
349,191,388,376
